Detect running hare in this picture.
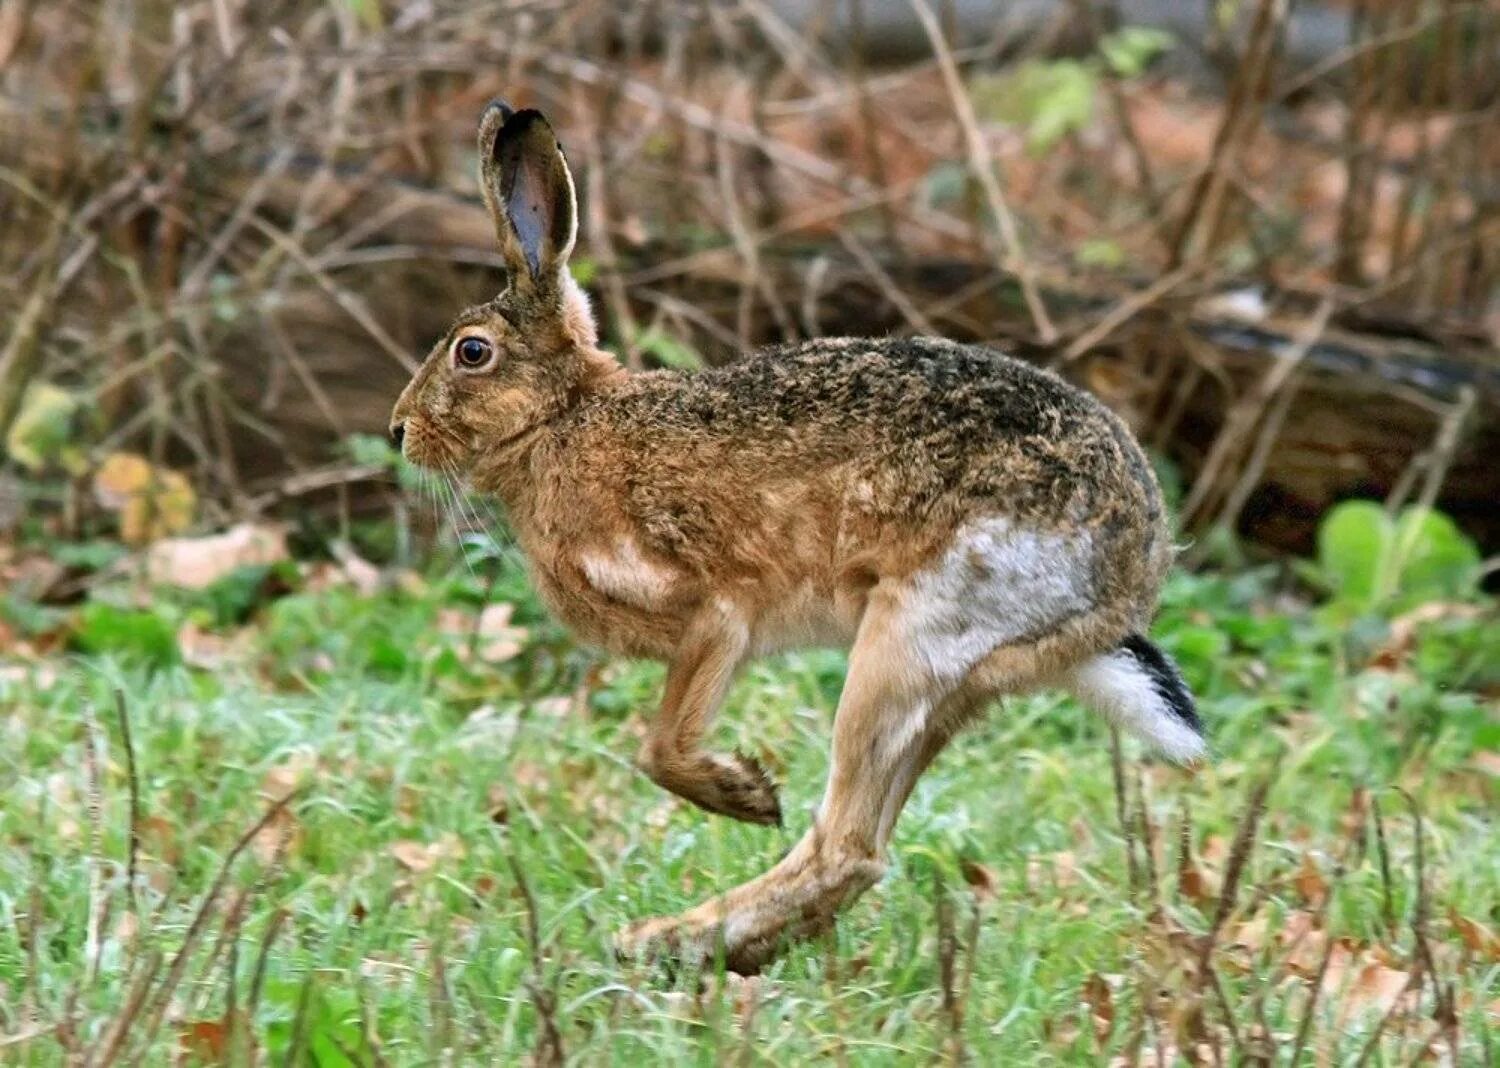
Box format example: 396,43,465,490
391,102,1205,974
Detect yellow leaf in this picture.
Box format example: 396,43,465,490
94,452,196,545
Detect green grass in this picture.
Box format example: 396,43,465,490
0,551,1496,1064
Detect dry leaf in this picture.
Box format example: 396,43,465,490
961,859,999,901
1178,854,1216,908
476,602,527,663
1082,972,1114,1047
260,750,316,800
139,814,180,865
1294,853,1329,906
142,523,288,590
390,834,465,873
1229,913,1269,953
252,807,300,865
1335,961,1411,1020
1027,850,1078,891
391,840,435,873
177,621,250,671
333,541,381,595
179,1018,228,1061
1450,911,1500,961
305,542,383,595
94,452,196,545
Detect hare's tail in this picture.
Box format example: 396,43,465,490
1066,634,1206,763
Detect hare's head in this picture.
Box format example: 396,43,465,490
391,102,615,476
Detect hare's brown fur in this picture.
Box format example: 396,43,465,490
392,103,1203,974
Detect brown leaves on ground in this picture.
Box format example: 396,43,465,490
435,603,529,665
1449,911,1500,962
1081,972,1116,1048
142,523,288,590
390,834,466,874
177,1012,254,1064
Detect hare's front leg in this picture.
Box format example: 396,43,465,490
637,604,781,826
620,588,971,973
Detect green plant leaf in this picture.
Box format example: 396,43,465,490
1390,506,1480,605
1077,238,1126,269
631,328,702,370
73,603,179,668
1099,26,1176,78
972,60,1098,153
5,382,81,472
1316,500,1391,609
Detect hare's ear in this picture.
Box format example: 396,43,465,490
477,101,577,291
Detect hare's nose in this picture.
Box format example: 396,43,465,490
390,422,406,449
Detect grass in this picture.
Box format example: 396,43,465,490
0,543,1496,1064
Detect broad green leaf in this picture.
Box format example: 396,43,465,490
5,381,80,472
1077,238,1126,269
73,603,179,668
631,327,702,370
1100,26,1176,77
1390,506,1480,604
1317,500,1391,608
972,60,1099,154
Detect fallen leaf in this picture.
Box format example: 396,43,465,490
1294,853,1329,906
260,750,316,799
139,814,180,865
178,1018,229,1062
177,621,250,671
1336,960,1411,1020
1027,850,1078,891
1082,972,1114,1047
332,541,381,595
1230,913,1269,952
390,840,435,873
251,806,301,865
305,542,383,595
390,834,465,873
476,602,527,663
142,523,288,589
1450,910,1500,961
961,859,1000,900
1178,854,1216,908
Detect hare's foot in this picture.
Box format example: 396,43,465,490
643,749,782,826
615,844,884,975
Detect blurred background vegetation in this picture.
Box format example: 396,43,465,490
1,0,1497,566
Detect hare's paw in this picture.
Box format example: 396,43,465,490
614,912,774,976
644,750,782,827
710,750,782,827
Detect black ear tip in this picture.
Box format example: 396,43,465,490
481,98,516,126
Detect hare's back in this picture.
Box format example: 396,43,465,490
683,338,1159,524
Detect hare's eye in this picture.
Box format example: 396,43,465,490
454,336,493,370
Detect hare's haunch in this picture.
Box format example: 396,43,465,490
391,102,1205,974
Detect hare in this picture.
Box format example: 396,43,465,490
390,102,1205,974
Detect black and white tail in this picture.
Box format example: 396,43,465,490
1066,633,1206,763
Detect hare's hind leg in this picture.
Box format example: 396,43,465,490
618,586,972,973
638,603,782,826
